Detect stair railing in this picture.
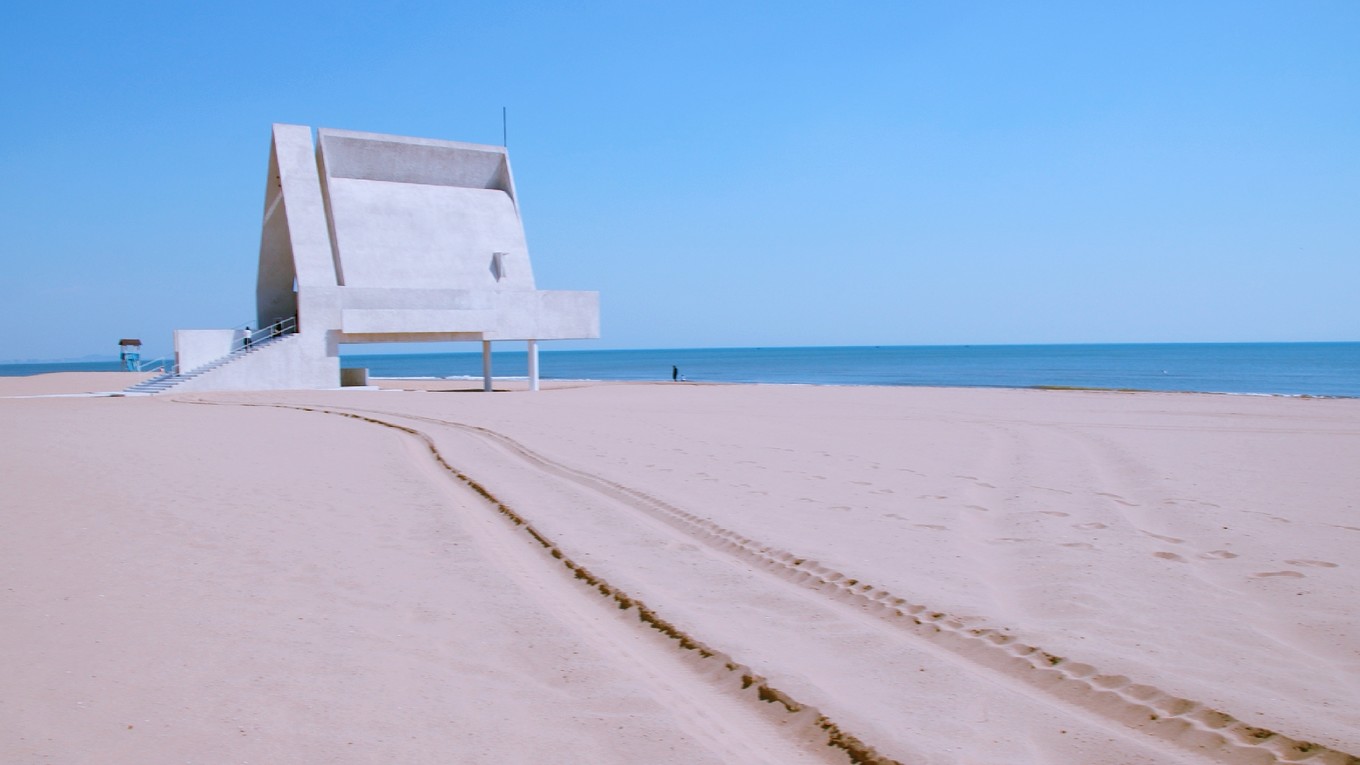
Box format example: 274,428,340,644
129,315,298,382
237,315,298,353
136,357,177,375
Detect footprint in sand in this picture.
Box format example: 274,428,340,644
1099,496,1139,507
1060,542,1096,550
1073,522,1107,531
1253,571,1305,578
914,524,948,531
1198,550,1238,560
965,504,990,512
829,505,852,512
870,488,895,495
1285,559,1338,568
1030,485,1073,495
1163,498,1223,509
850,480,871,486
1038,510,1070,518
989,537,1037,544
1154,551,1186,562
1142,531,1185,544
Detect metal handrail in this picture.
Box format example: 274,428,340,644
236,315,297,353
135,357,176,375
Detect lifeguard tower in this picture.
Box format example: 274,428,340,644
118,339,141,371
126,125,599,394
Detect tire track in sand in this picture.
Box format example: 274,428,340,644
310,402,1359,765
197,399,902,765
395,435,832,765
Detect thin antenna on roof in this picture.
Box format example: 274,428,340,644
502,107,507,147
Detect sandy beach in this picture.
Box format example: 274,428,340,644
3,373,1358,764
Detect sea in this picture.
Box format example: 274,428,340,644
5,343,1358,398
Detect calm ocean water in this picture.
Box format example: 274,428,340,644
5,343,1358,397
353,343,1359,397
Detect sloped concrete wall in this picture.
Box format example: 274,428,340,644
326,181,534,290
257,125,339,332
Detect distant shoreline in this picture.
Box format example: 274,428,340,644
3,370,1358,401
5,341,1359,397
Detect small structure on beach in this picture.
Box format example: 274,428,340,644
118,339,141,371
133,125,599,394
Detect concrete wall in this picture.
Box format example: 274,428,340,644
481,291,600,340
175,329,240,372
341,308,493,335
171,335,338,392
326,181,534,290
318,129,516,201
257,124,340,332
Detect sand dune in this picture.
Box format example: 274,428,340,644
4,374,1357,764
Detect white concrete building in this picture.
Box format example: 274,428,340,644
133,125,598,394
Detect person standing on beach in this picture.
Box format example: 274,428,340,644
672,365,678,382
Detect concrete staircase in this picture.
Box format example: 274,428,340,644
123,333,297,395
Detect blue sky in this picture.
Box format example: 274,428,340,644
2,1,1356,360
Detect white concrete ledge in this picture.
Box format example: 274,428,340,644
341,309,494,334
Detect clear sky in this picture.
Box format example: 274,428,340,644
2,1,1356,360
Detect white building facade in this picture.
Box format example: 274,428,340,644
156,125,599,393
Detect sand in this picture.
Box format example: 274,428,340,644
3,373,1357,764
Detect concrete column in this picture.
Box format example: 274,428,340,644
527,339,539,392
482,340,493,392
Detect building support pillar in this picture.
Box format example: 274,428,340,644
481,340,493,392
527,339,539,392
